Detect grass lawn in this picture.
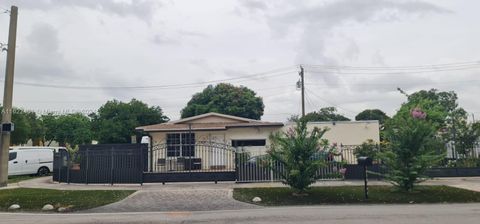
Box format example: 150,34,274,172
7,175,41,184
0,188,135,212
233,185,480,206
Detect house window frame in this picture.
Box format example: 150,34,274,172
231,139,266,148
166,132,195,157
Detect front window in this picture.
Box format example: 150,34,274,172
232,139,266,147
9,152,17,161
166,133,195,157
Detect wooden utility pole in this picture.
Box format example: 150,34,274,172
299,65,305,117
0,6,18,187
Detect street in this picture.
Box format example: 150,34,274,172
1,203,479,224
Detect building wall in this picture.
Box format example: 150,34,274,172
283,121,380,146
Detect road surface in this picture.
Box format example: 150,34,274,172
1,203,479,224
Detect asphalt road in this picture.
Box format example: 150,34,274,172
1,203,480,224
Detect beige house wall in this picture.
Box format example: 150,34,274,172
284,121,380,146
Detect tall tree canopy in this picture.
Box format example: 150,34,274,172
355,109,389,124
91,99,169,143
395,88,468,144
181,83,264,120
290,107,350,122
54,113,93,146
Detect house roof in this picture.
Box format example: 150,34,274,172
136,112,284,132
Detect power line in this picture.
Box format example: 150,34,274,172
5,66,297,90
302,60,480,70
305,88,357,115
305,64,480,75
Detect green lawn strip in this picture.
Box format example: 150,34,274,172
233,185,480,206
0,188,135,211
7,175,41,184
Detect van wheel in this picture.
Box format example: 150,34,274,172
37,167,50,176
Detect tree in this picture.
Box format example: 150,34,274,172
41,113,58,146
55,113,93,146
91,99,169,143
268,120,328,194
289,107,350,122
454,120,480,157
181,83,264,120
10,108,31,145
355,109,389,125
396,88,467,143
381,107,444,191
24,111,45,146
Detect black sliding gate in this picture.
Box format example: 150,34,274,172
144,141,236,183
53,142,236,184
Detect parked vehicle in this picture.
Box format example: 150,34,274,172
9,146,66,153
8,148,55,176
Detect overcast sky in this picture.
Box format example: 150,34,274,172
0,0,479,122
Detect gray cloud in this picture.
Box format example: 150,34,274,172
258,0,448,86
152,33,181,45
4,0,162,22
16,23,73,81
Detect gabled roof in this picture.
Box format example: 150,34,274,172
171,112,257,124
136,112,283,132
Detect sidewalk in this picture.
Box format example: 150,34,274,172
11,176,391,191
8,176,480,192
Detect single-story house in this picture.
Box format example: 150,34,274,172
136,112,379,172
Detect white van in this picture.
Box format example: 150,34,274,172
8,148,54,176
10,146,66,153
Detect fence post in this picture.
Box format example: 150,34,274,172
67,151,70,184
56,152,61,184
270,159,274,182
140,145,144,186
110,147,114,185
85,148,89,185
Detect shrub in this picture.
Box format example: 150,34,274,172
380,107,445,192
268,120,328,194
354,139,381,161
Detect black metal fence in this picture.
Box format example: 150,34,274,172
235,152,346,183
53,144,147,184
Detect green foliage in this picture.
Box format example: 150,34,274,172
24,111,45,146
289,107,350,122
354,139,381,161
181,83,264,119
381,109,445,192
0,188,134,211
396,88,467,144
233,186,480,205
268,120,328,193
454,121,480,156
55,113,93,146
10,108,31,145
41,113,57,146
91,99,169,143
355,109,389,124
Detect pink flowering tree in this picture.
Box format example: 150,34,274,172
381,107,444,191
268,120,329,194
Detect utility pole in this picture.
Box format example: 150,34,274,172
299,65,305,117
0,6,18,187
